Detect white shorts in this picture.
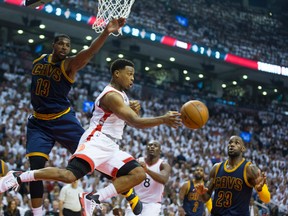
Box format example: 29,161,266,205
72,130,134,178
125,203,161,216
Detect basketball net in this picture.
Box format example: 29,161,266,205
93,0,135,36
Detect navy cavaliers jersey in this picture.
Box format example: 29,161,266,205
211,159,253,216
31,54,73,118
183,180,205,216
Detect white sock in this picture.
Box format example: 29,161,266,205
96,184,118,202
20,171,35,182
32,206,43,216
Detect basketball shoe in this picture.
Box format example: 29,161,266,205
0,171,22,193
79,192,102,216
123,188,143,215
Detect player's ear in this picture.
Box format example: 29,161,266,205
241,146,246,152
114,70,120,77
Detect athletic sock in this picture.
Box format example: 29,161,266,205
95,183,118,202
31,206,43,216
19,171,35,182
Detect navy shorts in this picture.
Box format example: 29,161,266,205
26,110,85,160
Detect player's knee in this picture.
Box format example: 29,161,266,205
62,170,77,183
29,156,47,170
131,167,146,184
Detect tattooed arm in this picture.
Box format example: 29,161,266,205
247,164,270,203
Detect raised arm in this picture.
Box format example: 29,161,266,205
65,18,126,79
246,164,270,203
140,161,171,185
101,92,181,129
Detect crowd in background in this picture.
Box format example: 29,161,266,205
0,42,287,215
53,0,288,67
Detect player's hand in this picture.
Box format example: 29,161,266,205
193,184,208,195
255,170,266,192
163,111,182,128
106,18,126,33
130,100,141,115
139,161,148,172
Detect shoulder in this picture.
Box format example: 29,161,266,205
180,180,189,190
160,160,171,170
210,162,222,177
246,162,259,178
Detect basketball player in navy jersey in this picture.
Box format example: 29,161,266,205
23,18,126,216
125,140,172,216
0,59,181,216
194,135,270,216
178,166,212,216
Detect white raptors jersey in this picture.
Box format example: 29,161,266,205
135,157,165,203
89,85,129,139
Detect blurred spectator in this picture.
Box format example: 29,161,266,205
4,200,21,216
58,180,83,216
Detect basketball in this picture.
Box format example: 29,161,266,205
180,100,209,129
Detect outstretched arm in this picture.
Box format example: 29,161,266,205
65,18,126,79
247,164,270,203
101,92,181,129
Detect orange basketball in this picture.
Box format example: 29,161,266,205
180,100,209,129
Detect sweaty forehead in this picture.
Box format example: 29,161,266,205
229,136,243,144
195,167,204,171
56,37,70,44
148,141,160,146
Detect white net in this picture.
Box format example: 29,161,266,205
93,0,135,36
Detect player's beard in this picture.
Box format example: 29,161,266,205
194,174,203,181
228,150,241,158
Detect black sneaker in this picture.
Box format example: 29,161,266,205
79,192,102,216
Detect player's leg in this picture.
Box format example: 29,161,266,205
76,133,146,215
53,110,84,154
26,117,55,216
0,157,91,191
28,156,47,216
26,111,84,216
95,151,146,215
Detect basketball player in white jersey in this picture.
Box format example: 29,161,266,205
0,59,181,216
125,140,171,216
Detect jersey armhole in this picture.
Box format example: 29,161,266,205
61,60,74,84
244,161,253,188
214,162,222,178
